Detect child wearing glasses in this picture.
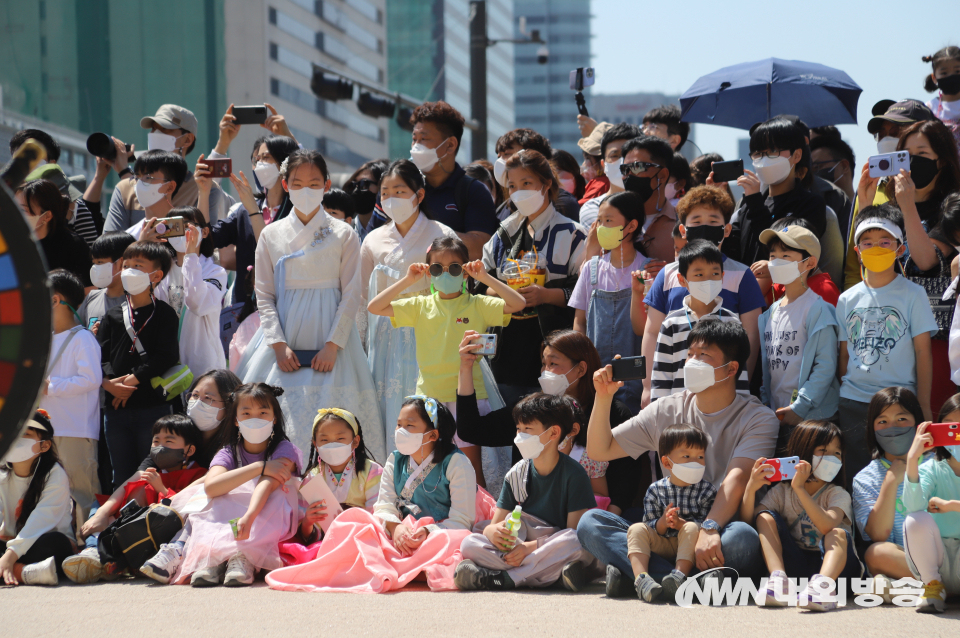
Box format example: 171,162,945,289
836,206,938,489
368,235,524,488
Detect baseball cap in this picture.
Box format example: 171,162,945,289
25,163,82,201
758,224,821,261
578,122,613,157
867,99,936,135
140,104,198,136
854,217,904,245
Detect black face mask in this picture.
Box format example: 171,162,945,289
816,162,843,186
936,74,960,95
351,190,377,217
684,224,726,247
150,446,185,470
623,175,658,203
910,155,940,190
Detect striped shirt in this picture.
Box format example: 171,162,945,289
651,296,750,400
69,199,99,248
643,476,717,538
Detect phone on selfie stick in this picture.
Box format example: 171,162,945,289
570,67,595,117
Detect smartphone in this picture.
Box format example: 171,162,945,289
294,350,318,366
765,456,799,482
205,157,232,178
611,355,646,381
155,217,185,238
569,67,595,92
927,423,960,448
232,105,268,125
711,159,744,182
868,151,910,178
474,333,498,356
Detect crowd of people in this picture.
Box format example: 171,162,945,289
3,45,960,614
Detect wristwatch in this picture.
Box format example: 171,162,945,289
702,519,721,533
117,167,132,179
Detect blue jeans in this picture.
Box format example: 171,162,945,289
764,510,863,580
577,509,765,580
104,404,172,489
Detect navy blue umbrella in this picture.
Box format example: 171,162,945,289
679,58,862,130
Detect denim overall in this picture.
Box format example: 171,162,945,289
586,256,642,411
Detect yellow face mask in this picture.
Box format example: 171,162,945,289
597,225,625,251
859,246,899,273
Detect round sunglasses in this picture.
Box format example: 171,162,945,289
428,263,464,277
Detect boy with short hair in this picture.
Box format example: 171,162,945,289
97,241,181,489
79,232,137,330
64,414,206,584
321,188,355,227
40,269,103,535
651,240,748,400
126,150,189,239
628,422,716,602
836,205,938,488
757,223,840,439
455,394,599,592
640,186,764,407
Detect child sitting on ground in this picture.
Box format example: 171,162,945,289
628,423,717,602
455,393,598,592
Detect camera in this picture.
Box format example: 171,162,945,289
537,46,549,65
86,132,134,162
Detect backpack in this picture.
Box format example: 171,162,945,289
97,499,184,571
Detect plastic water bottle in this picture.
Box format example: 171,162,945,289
504,505,522,551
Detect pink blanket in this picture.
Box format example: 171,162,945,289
267,488,496,593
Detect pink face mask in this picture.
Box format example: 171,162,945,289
559,177,577,194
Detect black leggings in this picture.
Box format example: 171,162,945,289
0,532,75,577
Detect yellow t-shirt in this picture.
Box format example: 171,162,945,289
391,292,510,402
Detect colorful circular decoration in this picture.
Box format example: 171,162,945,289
0,182,52,459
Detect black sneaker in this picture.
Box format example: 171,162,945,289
605,564,635,598
560,560,587,592
454,560,515,591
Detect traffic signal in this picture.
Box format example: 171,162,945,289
310,70,353,101
357,92,395,118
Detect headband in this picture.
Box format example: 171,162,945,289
854,218,904,245
313,408,358,435
406,395,438,427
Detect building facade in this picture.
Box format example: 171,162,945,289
591,92,698,160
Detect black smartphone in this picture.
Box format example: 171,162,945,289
711,159,744,183
232,105,268,125
611,356,646,381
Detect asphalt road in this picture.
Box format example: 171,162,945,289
2,580,958,637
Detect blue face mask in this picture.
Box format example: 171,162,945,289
946,444,960,460
432,272,465,295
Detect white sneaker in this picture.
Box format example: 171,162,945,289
140,543,184,584
21,557,58,586
872,573,895,604
763,570,789,607
62,548,103,584
190,562,226,587
799,574,838,612
223,552,256,587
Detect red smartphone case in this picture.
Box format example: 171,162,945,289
927,423,960,448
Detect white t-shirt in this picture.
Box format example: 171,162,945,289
766,288,817,411
39,327,102,439
927,96,960,122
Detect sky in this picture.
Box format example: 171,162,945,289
589,0,960,172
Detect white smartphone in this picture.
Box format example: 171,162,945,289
475,333,498,356
868,151,910,179
299,476,343,533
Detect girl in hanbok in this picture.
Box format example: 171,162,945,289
238,150,382,457
266,396,481,593
360,159,457,454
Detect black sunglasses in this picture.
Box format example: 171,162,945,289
428,263,463,277
350,178,377,193
619,161,662,176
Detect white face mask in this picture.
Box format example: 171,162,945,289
538,368,575,396
514,429,551,460
877,136,899,154
135,179,167,208
147,131,179,153
382,194,418,225
120,268,155,295
288,186,325,215
395,427,430,456
668,460,706,484
687,279,723,305
168,235,188,254
238,417,274,445
683,358,730,394
605,158,624,189
90,262,116,289
410,142,443,172
494,156,508,186
665,182,680,201
511,188,545,217
769,257,808,285
752,156,792,186
187,398,222,432
812,454,842,482
3,437,40,464
254,161,280,190
317,442,354,466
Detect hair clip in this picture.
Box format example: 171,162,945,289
406,395,438,427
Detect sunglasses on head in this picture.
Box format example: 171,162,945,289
619,161,662,176
428,263,463,277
